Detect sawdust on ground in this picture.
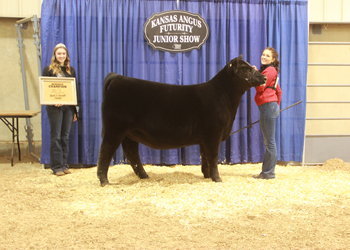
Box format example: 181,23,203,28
0,156,349,250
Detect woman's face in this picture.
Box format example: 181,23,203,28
55,48,67,65
261,49,275,65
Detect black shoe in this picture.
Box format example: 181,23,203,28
253,173,275,179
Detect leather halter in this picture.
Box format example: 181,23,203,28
230,61,257,87
244,69,257,87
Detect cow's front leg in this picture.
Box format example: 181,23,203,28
122,137,149,179
200,144,210,178
97,138,120,186
209,163,222,182
202,139,222,182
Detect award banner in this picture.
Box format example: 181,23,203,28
39,77,77,105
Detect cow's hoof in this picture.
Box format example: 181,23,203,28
211,177,222,182
100,179,109,187
139,174,149,179
203,174,210,179
100,181,109,187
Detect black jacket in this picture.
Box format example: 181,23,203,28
42,65,80,118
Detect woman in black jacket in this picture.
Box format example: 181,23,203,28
42,43,78,176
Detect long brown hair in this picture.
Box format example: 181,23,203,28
265,47,280,73
49,44,72,75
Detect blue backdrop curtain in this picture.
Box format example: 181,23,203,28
40,0,308,166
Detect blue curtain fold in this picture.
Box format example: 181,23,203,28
40,0,308,166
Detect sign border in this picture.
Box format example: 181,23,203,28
144,10,209,53
39,77,77,105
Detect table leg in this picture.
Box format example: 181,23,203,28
1,115,31,166
11,118,14,166
16,118,20,161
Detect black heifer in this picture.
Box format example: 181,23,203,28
97,55,266,186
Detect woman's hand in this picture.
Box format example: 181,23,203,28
54,104,63,107
73,114,77,122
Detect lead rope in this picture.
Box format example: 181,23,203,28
229,100,303,136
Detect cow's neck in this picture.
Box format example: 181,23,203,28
212,71,247,109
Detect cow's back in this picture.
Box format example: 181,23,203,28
103,74,209,120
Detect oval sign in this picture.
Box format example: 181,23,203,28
144,10,209,53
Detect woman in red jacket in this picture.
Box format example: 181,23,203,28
253,47,282,179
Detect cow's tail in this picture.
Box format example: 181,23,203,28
101,72,119,138
103,72,119,99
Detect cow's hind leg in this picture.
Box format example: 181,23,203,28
97,137,120,187
122,137,149,179
200,144,210,179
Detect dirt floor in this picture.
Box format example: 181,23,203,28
0,155,349,250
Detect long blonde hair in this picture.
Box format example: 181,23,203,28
49,44,72,75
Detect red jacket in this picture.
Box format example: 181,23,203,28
254,66,282,106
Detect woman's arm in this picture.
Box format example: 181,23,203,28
255,67,277,93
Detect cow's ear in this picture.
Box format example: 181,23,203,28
234,58,240,73
229,57,239,73
239,54,243,60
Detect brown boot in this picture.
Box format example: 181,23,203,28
55,171,65,176
63,169,71,174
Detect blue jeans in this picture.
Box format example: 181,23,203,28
46,105,75,174
258,102,280,177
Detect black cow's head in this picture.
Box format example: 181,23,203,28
228,55,267,88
